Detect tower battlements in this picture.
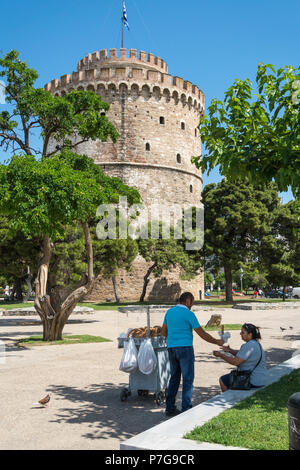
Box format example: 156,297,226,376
77,48,168,73
44,48,204,111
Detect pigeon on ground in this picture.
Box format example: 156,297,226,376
289,326,293,330
280,327,287,332
33,394,51,407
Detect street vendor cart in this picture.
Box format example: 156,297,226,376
118,306,170,405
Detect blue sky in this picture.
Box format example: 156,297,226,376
0,0,299,202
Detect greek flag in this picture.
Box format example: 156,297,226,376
122,1,129,30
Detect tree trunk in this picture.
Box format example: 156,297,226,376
24,266,33,302
34,223,95,341
282,286,286,302
140,263,157,302
224,265,233,302
112,276,120,303
14,277,23,301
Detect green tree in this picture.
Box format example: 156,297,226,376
214,271,225,290
0,50,141,340
261,202,300,298
232,263,268,294
0,152,140,339
193,63,300,199
138,222,202,302
0,50,118,158
93,236,138,303
49,224,138,304
204,271,213,289
0,215,40,300
202,180,280,302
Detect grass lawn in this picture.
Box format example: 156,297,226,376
185,368,300,450
79,298,300,310
0,301,34,310
1,298,299,311
17,334,112,347
204,324,242,332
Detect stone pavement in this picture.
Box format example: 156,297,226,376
0,305,300,450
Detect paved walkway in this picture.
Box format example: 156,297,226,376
0,305,299,449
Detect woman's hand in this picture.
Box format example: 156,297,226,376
213,350,222,358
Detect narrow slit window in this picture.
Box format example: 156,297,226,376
190,184,193,193
181,122,185,130
160,116,165,125
177,154,181,163
146,143,150,151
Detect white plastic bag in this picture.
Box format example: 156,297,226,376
119,337,138,373
137,338,157,375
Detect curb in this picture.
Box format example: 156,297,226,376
120,354,300,450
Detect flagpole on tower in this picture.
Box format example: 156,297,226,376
121,1,124,48
121,1,129,49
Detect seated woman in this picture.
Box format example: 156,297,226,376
213,323,267,392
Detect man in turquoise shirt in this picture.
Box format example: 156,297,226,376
161,292,224,416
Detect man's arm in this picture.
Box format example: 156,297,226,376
161,323,168,338
194,326,224,346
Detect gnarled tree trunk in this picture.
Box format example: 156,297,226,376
112,276,120,303
24,266,33,302
34,222,95,341
224,265,233,302
140,262,157,302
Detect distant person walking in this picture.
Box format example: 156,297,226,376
161,292,224,416
258,289,264,298
4,285,10,299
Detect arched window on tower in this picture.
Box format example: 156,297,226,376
146,143,150,151
181,122,185,130
176,154,181,163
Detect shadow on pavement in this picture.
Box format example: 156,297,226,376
47,382,219,443
265,347,293,368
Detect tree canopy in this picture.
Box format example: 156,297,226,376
193,63,300,199
261,201,300,293
202,179,280,301
138,221,203,302
0,50,141,340
0,50,119,158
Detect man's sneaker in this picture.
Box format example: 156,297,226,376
165,408,182,417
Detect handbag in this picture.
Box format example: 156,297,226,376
229,342,262,390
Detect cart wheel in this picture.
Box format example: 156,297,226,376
120,388,129,402
155,391,165,406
